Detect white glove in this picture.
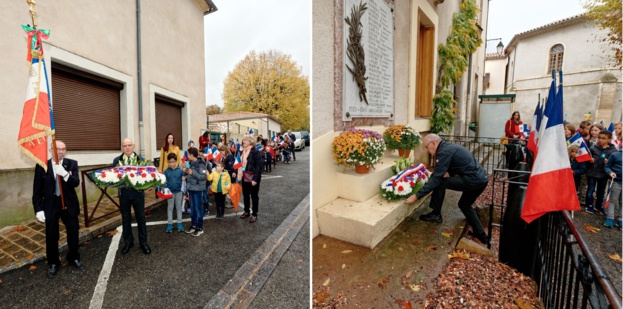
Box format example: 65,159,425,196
53,164,68,178
35,211,46,223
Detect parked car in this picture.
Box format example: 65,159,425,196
299,130,310,146
292,131,305,150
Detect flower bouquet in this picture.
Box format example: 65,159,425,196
92,166,166,190
380,163,430,201
332,128,386,169
383,124,421,157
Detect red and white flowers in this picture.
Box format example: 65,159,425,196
93,166,166,190
380,163,430,201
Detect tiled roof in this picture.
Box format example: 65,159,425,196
506,13,586,51
485,52,506,59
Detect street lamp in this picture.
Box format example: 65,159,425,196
496,41,504,54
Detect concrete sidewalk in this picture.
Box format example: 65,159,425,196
0,188,164,274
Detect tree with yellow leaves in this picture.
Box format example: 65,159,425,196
222,50,310,131
584,0,622,68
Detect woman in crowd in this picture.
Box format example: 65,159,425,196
504,111,522,142
158,133,181,172
237,135,263,223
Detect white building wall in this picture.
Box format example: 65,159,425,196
0,0,208,226
484,57,507,94
507,20,621,125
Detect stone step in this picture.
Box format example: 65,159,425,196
316,193,427,248
336,153,403,202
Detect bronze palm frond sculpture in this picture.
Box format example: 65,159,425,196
345,1,369,104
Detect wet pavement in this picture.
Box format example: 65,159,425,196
313,190,472,308
0,149,310,309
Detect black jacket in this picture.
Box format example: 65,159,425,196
244,147,264,183
32,159,81,217
415,141,489,199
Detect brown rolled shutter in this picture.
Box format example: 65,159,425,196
155,95,183,151
51,63,122,150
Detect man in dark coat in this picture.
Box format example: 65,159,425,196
113,138,151,255
288,130,296,161
406,134,490,245
32,140,83,278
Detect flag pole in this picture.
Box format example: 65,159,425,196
26,0,66,210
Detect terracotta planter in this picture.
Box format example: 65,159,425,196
354,164,370,174
398,148,411,158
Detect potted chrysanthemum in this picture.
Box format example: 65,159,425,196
332,128,386,174
383,124,421,158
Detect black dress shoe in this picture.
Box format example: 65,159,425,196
140,244,152,254
419,211,443,223
121,243,133,254
467,230,491,246
47,264,58,279
67,259,84,269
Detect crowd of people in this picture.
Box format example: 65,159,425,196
504,111,622,229
158,130,301,236
565,120,622,228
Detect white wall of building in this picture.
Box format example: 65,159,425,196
506,18,621,125
484,56,507,94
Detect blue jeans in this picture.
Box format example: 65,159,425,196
189,190,204,229
586,177,608,210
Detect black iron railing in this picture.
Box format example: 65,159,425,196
440,135,622,308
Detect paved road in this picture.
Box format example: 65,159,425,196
0,149,310,309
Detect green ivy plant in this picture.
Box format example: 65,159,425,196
430,0,482,133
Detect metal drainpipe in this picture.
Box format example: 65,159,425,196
136,0,145,157
465,54,473,135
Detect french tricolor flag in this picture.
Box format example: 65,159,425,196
212,146,222,162
521,71,580,223
233,152,242,170
204,146,213,161
568,133,591,162
527,100,542,158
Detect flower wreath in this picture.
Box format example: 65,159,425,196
93,165,166,190
380,163,430,201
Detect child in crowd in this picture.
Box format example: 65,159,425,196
588,123,604,147
564,123,575,143
207,161,231,219
163,153,185,233
585,130,617,215
604,149,622,228
182,147,208,237
183,140,195,162
568,144,586,199
264,140,273,173
269,141,278,169
579,120,592,144
282,143,291,164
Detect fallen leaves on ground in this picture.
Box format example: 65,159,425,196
25,254,34,261
584,225,600,233
395,299,413,309
11,225,25,232
296,259,303,263
441,232,452,238
341,264,346,269
28,265,37,271
64,290,71,295
609,253,623,263
341,250,352,254
425,250,541,308
425,246,437,251
107,230,118,236
322,278,330,286
0,279,3,285
323,243,327,249
313,286,348,308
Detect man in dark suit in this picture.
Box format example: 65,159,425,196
32,140,83,278
113,138,151,255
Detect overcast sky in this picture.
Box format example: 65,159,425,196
203,1,311,107
486,0,586,53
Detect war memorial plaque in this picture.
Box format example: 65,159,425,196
342,0,394,120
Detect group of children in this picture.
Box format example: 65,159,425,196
159,133,298,236
567,121,622,228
